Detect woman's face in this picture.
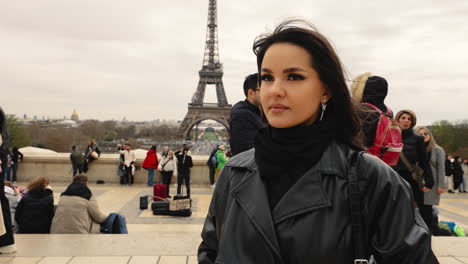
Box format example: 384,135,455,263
260,42,329,128
398,113,413,130
418,129,431,143
168,150,173,157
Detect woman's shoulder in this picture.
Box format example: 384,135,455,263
225,148,255,169
357,152,401,182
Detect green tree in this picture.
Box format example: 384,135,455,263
6,115,31,148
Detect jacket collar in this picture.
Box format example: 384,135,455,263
227,141,349,258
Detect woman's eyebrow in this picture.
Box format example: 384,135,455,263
261,67,306,73
283,67,306,73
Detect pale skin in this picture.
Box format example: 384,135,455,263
418,128,444,194
260,43,331,128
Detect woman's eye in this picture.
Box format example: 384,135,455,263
287,73,305,81
261,74,273,82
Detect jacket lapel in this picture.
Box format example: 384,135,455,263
231,168,283,261
271,167,331,224
272,141,346,224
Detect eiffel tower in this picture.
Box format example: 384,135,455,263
177,0,231,139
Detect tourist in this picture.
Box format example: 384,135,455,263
117,144,125,184
206,145,218,188
83,140,101,173
416,126,446,233
15,177,54,233
3,181,21,230
452,156,464,193
69,145,84,177
159,149,177,198
446,155,455,193
198,19,437,263
351,73,393,148
0,106,16,254
120,143,136,185
1,149,12,181
51,174,108,234
461,158,468,193
175,145,193,198
229,73,263,156
214,145,228,184
393,110,434,224
142,145,159,186
10,147,23,183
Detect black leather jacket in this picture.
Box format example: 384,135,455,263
198,141,438,264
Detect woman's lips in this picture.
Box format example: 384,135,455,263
269,104,289,113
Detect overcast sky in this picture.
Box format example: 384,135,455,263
1,0,467,125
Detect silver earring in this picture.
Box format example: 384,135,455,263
319,100,327,121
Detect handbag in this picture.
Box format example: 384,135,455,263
400,152,425,189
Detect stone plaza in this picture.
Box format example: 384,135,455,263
0,182,466,263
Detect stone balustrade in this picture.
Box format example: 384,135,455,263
16,153,212,185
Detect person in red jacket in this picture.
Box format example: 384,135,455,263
142,145,159,186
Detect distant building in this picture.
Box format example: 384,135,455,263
71,109,79,121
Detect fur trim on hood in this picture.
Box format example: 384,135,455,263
351,72,372,102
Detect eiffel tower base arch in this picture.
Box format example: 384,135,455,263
177,104,231,139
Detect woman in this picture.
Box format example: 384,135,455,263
214,145,228,183
142,145,159,186
394,110,435,224
159,150,177,198
83,140,101,173
11,147,23,183
416,126,446,234
198,20,437,263
15,177,54,233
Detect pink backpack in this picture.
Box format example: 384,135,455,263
364,103,403,166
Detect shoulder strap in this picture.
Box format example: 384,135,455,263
348,151,369,263
399,152,414,171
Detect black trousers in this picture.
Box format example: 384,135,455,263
420,204,435,234
208,165,215,185
177,172,191,198
72,165,83,176
161,171,173,195
124,166,134,184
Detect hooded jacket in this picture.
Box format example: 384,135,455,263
353,74,392,148
198,141,437,264
142,149,159,169
15,188,54,233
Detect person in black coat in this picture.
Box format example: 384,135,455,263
175,145,193,198
15,177,55,233
206,145,218,187
393,110,435,229
229,73,263,156
351,73,393,148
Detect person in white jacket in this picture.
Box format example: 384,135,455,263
120,144,136,185
158,150,177,198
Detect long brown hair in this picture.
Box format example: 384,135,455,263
27,177,50,192
415,126,438,152
253,19,363,148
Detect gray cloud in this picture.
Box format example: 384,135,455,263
1,0,467,125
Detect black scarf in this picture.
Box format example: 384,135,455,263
61,183,92,200
254,122,332,209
